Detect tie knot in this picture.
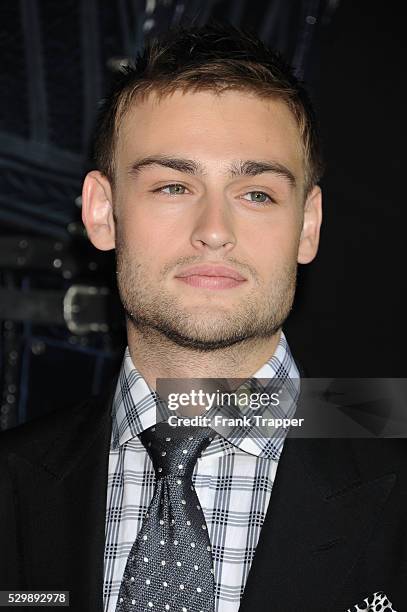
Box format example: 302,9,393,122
139,422,213,478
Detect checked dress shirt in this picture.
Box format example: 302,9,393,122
103,331,300,612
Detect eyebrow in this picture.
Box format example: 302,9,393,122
128,155,296,188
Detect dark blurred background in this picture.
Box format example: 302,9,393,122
0,0,404,431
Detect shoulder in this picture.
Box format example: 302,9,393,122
282,436,407,497
0,388,114,466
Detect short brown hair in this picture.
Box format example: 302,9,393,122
93,21,324,195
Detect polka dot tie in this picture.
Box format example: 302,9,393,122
115,422,215,612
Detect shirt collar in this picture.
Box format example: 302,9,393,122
111,331,300,460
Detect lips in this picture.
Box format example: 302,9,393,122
175,264,246,281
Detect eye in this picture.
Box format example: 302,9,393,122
242,191,273,204
153,183,188,195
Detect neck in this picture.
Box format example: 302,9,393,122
126,322,282,391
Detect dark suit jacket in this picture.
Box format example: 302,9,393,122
1,384,406,612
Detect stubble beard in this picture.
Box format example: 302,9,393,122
115,244,298,352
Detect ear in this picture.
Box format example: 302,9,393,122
81,171,115,251
297,185,322,264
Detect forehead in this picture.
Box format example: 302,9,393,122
116,89,303,178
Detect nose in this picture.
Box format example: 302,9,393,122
190,195,236,253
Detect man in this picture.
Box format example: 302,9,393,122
0,22,405,612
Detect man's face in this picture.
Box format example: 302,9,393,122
110,89,315,350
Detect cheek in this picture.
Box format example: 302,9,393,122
117,204,182,275
246,216,301,266
117,200,159,250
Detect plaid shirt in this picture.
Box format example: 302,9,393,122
103,331,300,612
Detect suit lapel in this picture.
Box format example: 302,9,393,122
8,388,114,611
239,436,396,612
